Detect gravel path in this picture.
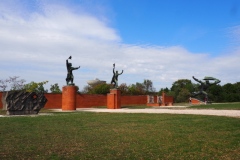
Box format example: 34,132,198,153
77,108,240,118
1,108,240,118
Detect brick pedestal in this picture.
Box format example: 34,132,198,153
62,85,77,110
107,89,121,109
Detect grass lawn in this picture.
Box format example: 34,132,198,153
189,102,240,110
0,111,239,159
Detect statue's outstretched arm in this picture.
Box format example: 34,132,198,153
73,66,80,70
212,78,221,85
192,76,201,83
119,70,124,75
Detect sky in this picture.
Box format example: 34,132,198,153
0,0,240,91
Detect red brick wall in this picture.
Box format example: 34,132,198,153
76,94,107,108
121,95,147,105
44,93,62,109
164,96,174,103
0,92,148,109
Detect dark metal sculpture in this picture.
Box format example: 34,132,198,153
192,76,221,102
4,91,47,115
66,56,80,85
111,63,123,88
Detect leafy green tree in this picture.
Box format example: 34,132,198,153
176,88,191,103
171,79,193,102
91,83,110,94
222,83,240,102
118,83,128,95
158,87,169,95
126,80,156,95
207,84,224,102
127,84,136,95
50,83,62,93
81,83,110,95
24,81,48,93
135,82,145,95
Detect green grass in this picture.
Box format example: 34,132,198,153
0,109,6,115
0,112,239,159
189,102,240,110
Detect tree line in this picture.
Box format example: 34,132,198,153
1,76,239,103
161,79,240,103
0,76,58,93
81,79,156,95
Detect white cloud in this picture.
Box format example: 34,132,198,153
0,2,240,91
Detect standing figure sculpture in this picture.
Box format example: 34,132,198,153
192,76,221,102
111,63,123,88
66,56,80,85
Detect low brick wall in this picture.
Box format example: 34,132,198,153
121,95,147,106
1,92,148,109
44,93,62,109
76,94,107,108
165,95,174,103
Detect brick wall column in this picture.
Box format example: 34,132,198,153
162,92,165,106
62,86,77,110
107,89,121,109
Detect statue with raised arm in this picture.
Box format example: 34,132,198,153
66,56,80,85
111,63,123,88
192,76,221,102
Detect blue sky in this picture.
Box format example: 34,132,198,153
0,0,240,91
111,0,239,54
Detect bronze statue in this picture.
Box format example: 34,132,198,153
111,63,123,88
192,76,221,102
66,56,80,85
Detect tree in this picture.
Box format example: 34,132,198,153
143,79,156,94
81,83,110,95
222,83,240,102
207,84,224,102
81,85,92,94
118,83,128,95
176,88,191,103
135,82,145,95
126,79,156,95
50,83,61,93
0,76,26,91
91,83,110,94
24,81,48,93
171,79,193,102
158,87,169,95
